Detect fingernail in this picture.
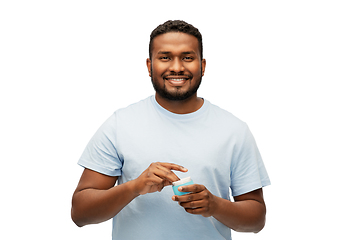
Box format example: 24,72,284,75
178,187,183,191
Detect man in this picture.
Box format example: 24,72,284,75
71,20,270,239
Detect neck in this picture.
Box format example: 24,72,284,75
155,93,204,114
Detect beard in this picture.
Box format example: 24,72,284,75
150,68,202,101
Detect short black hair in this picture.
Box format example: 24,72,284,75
149,20,203,60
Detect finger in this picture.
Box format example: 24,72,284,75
180,199,206,209
185,207,208,216
163,179,172,186
175,191,206,203
145,175,164,185
152,163,182,182
159,162,188,172
178,184,205,194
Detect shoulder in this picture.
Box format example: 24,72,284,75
114,96,153,116
110,96,155,124
206,100,248,131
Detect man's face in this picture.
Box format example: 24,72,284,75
147,32,206,101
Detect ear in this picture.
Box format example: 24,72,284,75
201,59,206,76
146,58,152,77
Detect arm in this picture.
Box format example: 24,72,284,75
172,186,266,233
71,169,134,227
71,162,187,227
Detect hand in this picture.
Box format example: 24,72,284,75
133,162,188,195
172,184,218,217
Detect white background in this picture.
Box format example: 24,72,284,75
1,1,359,239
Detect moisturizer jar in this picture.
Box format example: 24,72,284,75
172,177,194,196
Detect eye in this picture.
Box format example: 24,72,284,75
183,56,194,61
159,56,170,61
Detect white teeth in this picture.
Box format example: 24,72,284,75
168,78,185,81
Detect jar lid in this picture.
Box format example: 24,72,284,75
172,177,192,186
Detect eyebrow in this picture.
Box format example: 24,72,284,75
157,51,197,55
182,51,196,55
157,51,171,55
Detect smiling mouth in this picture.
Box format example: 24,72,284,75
165,78,188,81
163,74,192,81
163,77,191,87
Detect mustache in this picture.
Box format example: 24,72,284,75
162,72,193,79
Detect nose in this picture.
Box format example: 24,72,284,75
169,58,185,73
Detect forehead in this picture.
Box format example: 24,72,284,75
152,32,200,55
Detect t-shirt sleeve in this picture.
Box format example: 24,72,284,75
230,124,270,196
78,113,122,176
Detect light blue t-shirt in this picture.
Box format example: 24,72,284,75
78,96,270,240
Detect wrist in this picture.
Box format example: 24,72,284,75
126,179,141,197
211,195,226,217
